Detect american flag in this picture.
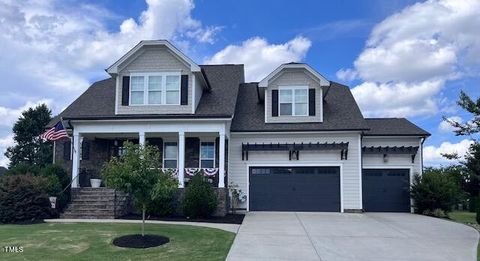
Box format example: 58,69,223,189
40,121,69,141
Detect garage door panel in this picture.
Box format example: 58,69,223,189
249,166,340,212
362,169,410,212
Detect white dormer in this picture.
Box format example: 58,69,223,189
259,63,330,123
107,40,209,115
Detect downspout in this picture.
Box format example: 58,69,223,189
420,137,426,175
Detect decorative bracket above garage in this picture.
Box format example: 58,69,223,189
362,146,419,163
241,142,349,161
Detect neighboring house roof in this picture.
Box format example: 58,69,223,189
48,64,244,127
0,166,6,176
230,82,370,132
364,118,431,137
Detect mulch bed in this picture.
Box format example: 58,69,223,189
112,234,169,248
119,213,245,224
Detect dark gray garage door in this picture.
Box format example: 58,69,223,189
362,169,411,212
249,166,341,212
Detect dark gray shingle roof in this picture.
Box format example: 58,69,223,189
364,118,430,136
230,82,370,132
48,64,244,126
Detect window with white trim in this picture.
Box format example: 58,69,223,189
130,73,181,105
279,87,308,116
163,142,178,168
200,141,215,168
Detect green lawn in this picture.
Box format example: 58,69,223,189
449,211,479,229
0,222,235,261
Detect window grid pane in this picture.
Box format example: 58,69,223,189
164,142,178,159
131,76,144,91
164,160,177,168
148,91,161,104
279,89,292,103
148,76,162,90
280,103,292,116
166,75,180,91
131,91,144,105
165,91,179,104
295,103,308,116
294,89,308,103
201,142,215,159
201,160,214,168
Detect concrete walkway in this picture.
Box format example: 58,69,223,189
227,212,479,261
44,218,240,233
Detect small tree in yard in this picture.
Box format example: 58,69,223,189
102,142,177,236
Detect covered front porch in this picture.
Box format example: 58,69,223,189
67,121,228,189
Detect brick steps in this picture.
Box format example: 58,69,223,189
60,188,130,219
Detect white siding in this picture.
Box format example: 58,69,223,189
116,45,194,114
362,137,423,176
265,68,323,123
229,132,362,211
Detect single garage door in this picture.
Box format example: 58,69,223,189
362,169,411,212
249,166,341,212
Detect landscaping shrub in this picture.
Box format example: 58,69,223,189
40,164,70,209
5,163,41,176
411,169,465,214
422,208,447,218
0,175,52,223
182,174,217,218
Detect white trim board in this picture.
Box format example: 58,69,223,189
245,162,344,213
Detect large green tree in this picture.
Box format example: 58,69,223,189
444,91,480,200
5,104,52,168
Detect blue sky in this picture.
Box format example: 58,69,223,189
0,0,479,167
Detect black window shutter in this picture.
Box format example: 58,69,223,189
63,140,71,161
122,76,130,106
272,89,279,117
82,141,90,160
181,75,188,105
309,88,316,116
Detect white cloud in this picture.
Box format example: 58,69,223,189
0,99,53,127
0,134,14,168
351,80,443,117
337,0,480,117
438,116,463,133
0,0,221,167
424,139,474,166
205,36,312,82
0,0,220,102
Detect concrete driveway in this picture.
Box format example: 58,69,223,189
227,212,479,261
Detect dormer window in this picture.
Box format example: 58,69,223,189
129,72,181,105
279,86,308,116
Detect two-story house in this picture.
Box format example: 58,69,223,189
50,40,429,217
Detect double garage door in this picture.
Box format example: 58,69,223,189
249,166,341,212
249,166,410,212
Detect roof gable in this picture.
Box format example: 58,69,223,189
106,40,201,75
258,63,330,88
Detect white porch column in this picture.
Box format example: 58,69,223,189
178,131,185,188
218,132,226,188
139,131,146,146
71,134,81,188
